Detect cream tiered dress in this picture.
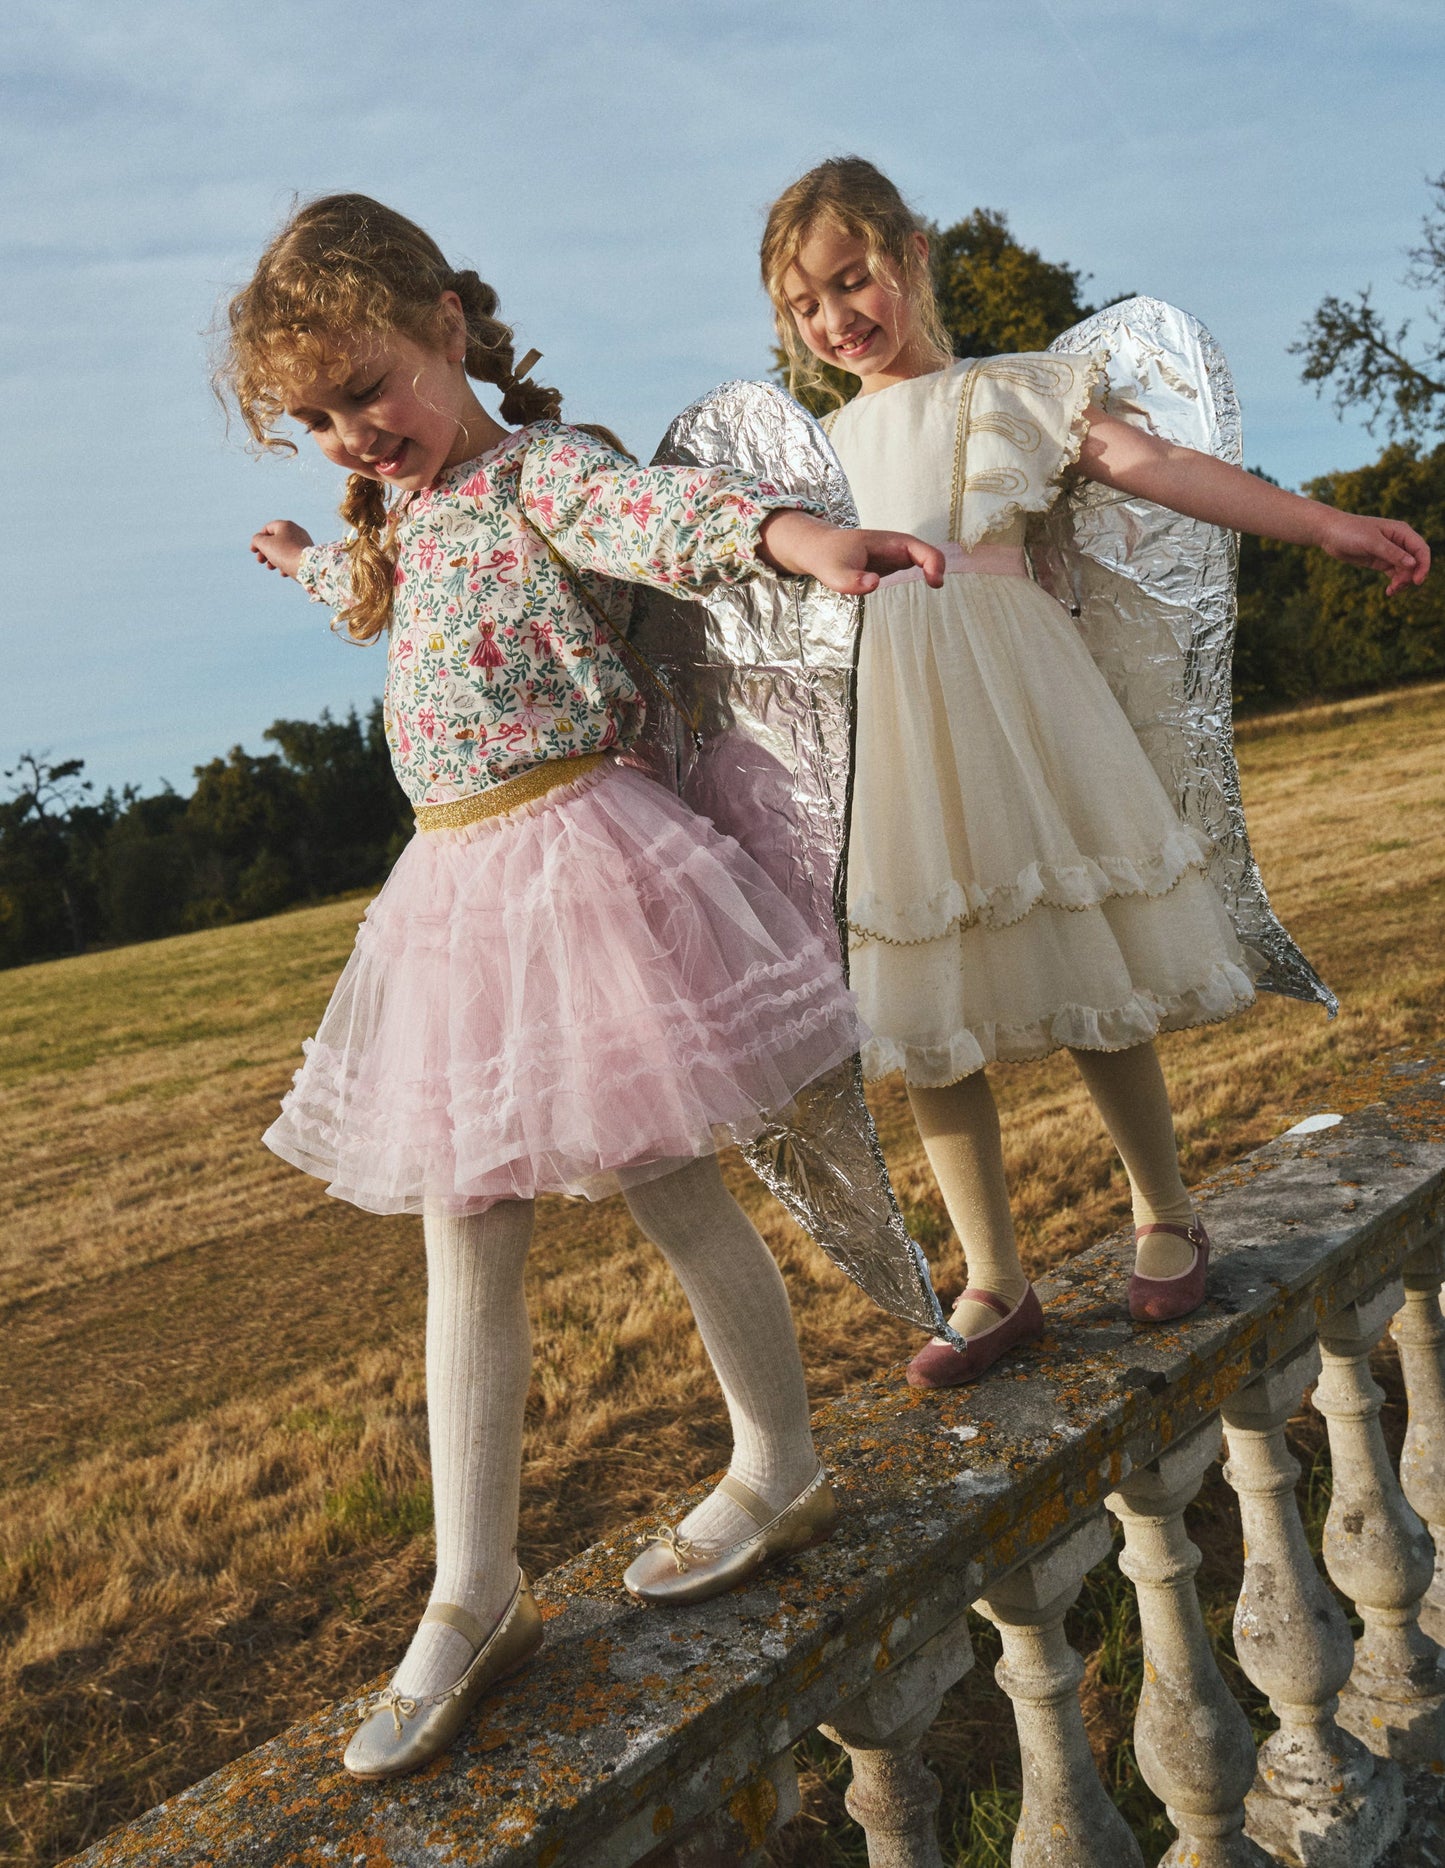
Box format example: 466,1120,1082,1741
827,353,1257,1087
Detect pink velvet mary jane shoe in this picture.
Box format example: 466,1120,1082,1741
905,1284,1045,1389
1127,1219,1211,1324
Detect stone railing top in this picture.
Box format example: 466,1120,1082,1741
69,1049,1445,1868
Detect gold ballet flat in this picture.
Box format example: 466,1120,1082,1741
342,1572,543,1779
623,1467,837,1606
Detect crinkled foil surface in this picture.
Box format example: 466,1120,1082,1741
638,381,955,1345
1037,297,1335,1012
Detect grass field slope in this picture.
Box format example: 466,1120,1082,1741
3,684,1443,1866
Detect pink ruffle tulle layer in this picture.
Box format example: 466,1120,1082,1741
263,762,862,1214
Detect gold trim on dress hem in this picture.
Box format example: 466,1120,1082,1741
848,852,1207,948
414,753,609,832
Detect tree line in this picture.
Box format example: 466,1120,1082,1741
0,709,412,970
5,184,1441,970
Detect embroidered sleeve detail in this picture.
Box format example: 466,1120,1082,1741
519,424,820,596
950,351,1109,551
296,540,353,612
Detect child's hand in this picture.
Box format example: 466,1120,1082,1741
1314,511,1431,597
250,521,314,579
759,510,946,594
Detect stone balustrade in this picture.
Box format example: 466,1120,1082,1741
68,1050,1445,1868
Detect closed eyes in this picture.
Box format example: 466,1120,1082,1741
291,376,386,433
790,276,869,318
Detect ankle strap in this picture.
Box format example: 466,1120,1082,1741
717,1472,776,1528
957,1287,1015,1320
421,1601,490,1649
1134,1220,1205,1245
421,1571,527,1652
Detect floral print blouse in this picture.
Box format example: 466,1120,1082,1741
296,422,807,809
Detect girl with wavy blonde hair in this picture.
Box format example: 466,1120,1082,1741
222,193,632,642
761,156,1428,1388
762,155,953,412
220,191,944,1779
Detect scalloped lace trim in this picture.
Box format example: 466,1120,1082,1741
862,958,1257,1085
848,823,1212,949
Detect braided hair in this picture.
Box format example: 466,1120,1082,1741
219,193,625,641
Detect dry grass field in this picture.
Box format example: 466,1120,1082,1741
3,682,1443,1866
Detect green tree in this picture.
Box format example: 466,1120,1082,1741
1234,444,1445,707
0,701,413,968
182,746,305,926
932,208,1101,359
1293,173,1445,441
1234,531,1313,709
1296,443,1445,690
101,789,192,944
0,755,110,963
263,703,410,896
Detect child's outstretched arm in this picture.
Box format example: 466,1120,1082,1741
758,511,945,593
522,429,944,600
1076,416,1430,597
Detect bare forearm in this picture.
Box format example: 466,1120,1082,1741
757,508,831,573
1080,420,1329,545
1077,413,1429,594
1155,451,1335,543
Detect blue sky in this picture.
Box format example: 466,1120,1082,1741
3,0,1440,797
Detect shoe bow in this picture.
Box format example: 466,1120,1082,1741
376,1689,420,1736
641,1526,701,1574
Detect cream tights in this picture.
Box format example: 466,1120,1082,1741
1069,1045,1197,1269
907,1072,1030,1340
391,1156,816,1700
906,1041,1196,1341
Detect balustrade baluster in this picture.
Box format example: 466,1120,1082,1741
1106,1417,1270,1867
975,1513,1145,1868
1314,1282,1445,1767
1222,1338,1404,1867
1391,1238,1445,1646
821,1606,974,1868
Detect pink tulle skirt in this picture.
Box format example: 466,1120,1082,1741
263,761,862,1214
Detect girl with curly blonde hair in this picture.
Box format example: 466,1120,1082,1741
223,191,943,1777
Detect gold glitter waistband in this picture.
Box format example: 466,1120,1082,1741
413,753,609,832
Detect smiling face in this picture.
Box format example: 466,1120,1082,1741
781,220,938,394
282,301,500,491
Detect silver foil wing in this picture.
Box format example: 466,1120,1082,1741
636,379,957,1345
1036,297,1335,1013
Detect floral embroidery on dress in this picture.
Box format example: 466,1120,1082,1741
297,424,811,808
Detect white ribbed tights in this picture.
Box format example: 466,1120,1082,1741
390,1155,815,1700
